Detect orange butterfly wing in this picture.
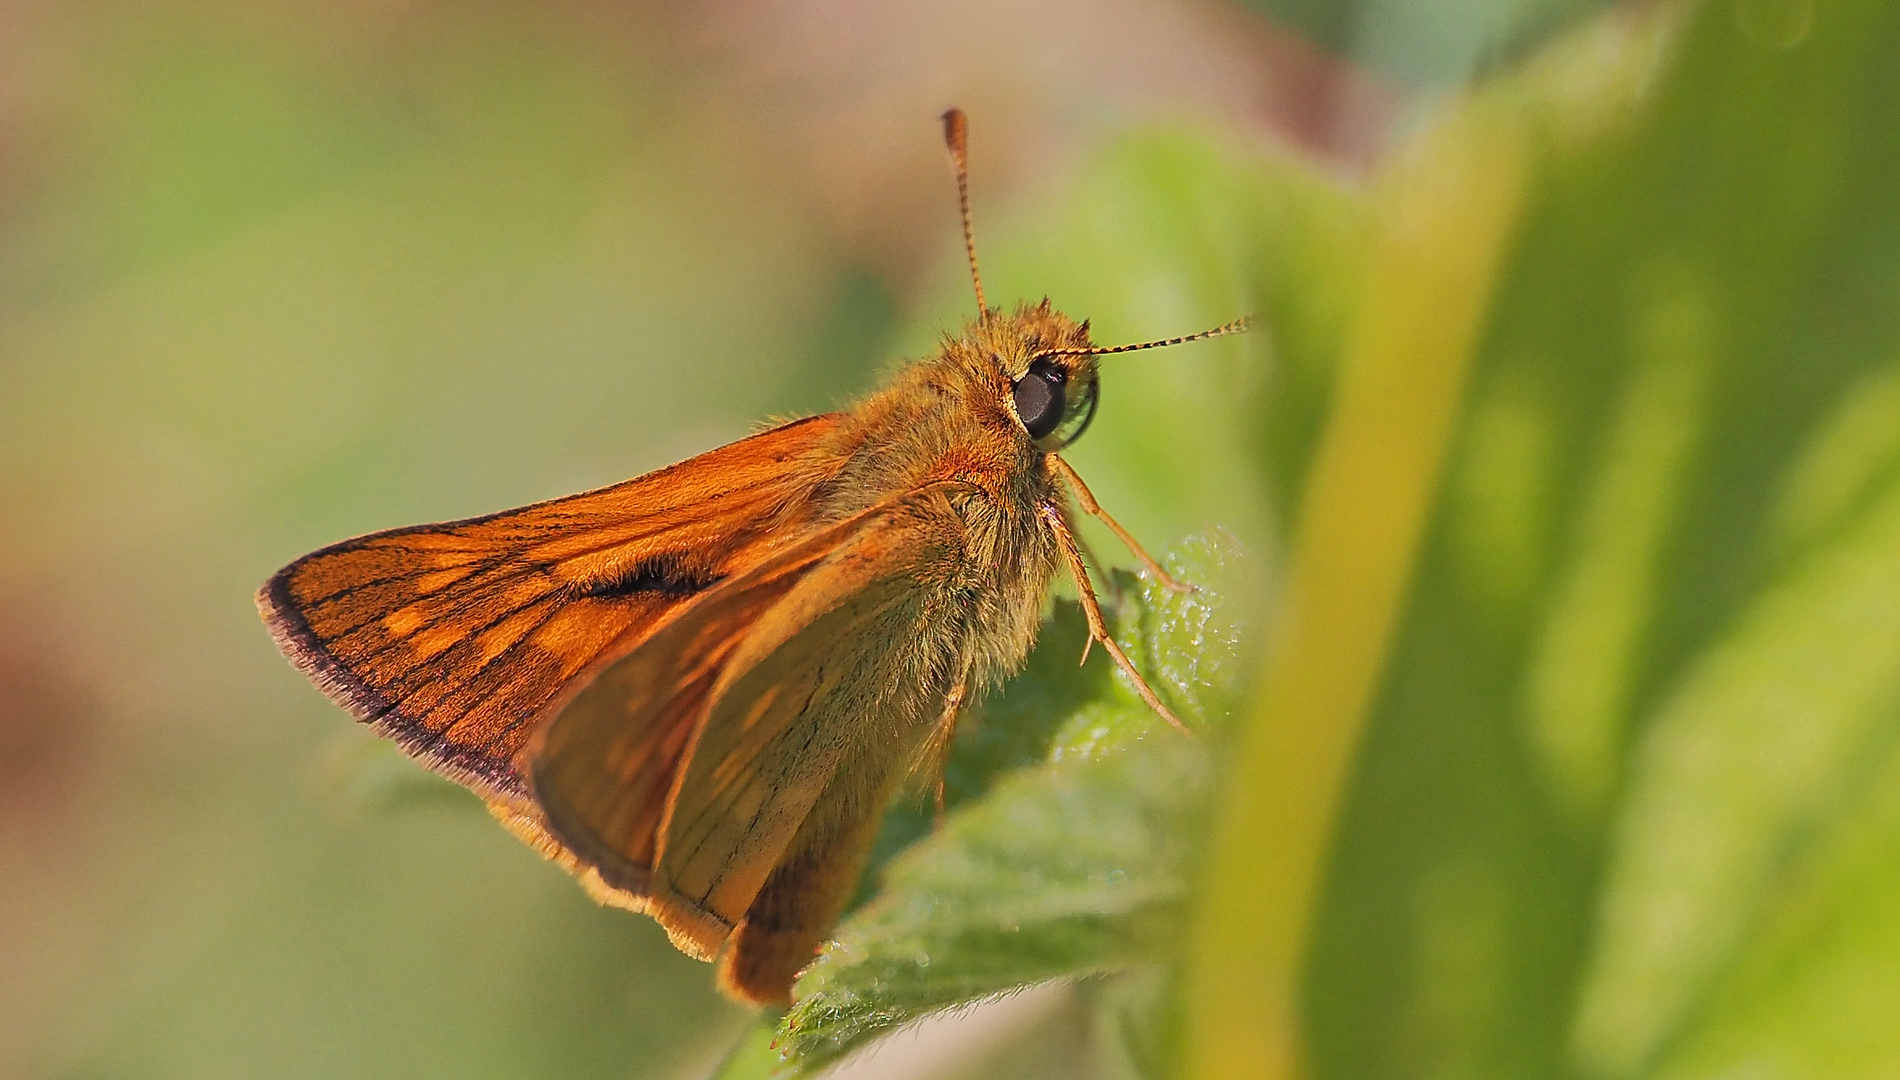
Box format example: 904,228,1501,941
257,414,844,803
528,482,975,997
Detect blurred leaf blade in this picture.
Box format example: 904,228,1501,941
1523,258,1718,820
1288,1,1900,1080
1574,461,1900,1077
708,1020,786,1080
1647,712,1900,1080
1184,63,1537,1080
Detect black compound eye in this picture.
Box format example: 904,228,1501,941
1012,359,1067,440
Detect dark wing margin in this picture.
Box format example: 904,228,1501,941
256,414,843,803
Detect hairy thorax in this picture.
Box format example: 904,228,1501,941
806,346,1063,697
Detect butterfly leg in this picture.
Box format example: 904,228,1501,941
1071,527,1116,667
1041,504,1189,733
1050,455,1193,593
921,676,968,827
1071,525,1124,605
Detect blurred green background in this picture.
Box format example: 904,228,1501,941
4,0,1897,1078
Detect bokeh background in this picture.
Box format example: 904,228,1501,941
4,0,1897,1078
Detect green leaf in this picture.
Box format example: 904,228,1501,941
1648,714,1900,1079
1578,470,1900,1075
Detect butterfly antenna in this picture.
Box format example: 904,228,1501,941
1032,315,1257,360
940,108,988,321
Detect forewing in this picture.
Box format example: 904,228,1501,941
257,414,842,801
530,483,972,965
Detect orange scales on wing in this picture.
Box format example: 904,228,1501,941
257,415,847,805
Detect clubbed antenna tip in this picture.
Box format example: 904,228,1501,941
940,108,988,321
